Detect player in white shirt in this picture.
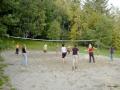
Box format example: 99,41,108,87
61,44,67,64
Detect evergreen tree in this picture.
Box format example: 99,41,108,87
47,20,61,40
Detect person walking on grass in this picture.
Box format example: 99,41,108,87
61,44,67,64
72,45,79,71
15,43,20,55
109,45,114,61
22,44,28,65
88,44,95,63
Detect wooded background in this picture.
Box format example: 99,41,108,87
0,0,120,49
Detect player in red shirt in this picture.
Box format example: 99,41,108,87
88,44,95,63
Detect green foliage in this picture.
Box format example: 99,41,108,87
18,0,46,37
0,56,8,88
0,0,120,49
70,23,81,40
94,15,113,47
0,24,7,37
80,0,113,48
47,20,61,40
110,8,120,50
113,29,120,50
112,10,120,50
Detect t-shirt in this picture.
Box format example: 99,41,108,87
61,47,67,53
44,44,47,50
72,48,79,55
88,48,94,53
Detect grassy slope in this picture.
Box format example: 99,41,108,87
3,37,120,58
0,56,7,89
0,37,119,89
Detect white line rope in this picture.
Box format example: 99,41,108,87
9,36,95,42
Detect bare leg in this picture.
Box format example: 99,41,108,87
72,59,75,71
91,53,95,63
62,58,65,64
89,53,91,63
75,55,78,70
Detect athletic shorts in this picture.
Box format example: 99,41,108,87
16,48,19,54
43,50,47,53
73,55,78,60
62,52,67,58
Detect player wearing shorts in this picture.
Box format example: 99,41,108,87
72,45,79,71
61,44,67,64
15,43,19,55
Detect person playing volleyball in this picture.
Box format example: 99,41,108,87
88,44,95,63
72,45,79,71
43,44,47,53
22,44,28,65
15,43,20,55
61,44,67,64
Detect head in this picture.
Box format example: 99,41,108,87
88,43,92,48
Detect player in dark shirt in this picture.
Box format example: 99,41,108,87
15,43,19,55
110,46,114,61
22,44,28,65
72,45,79,71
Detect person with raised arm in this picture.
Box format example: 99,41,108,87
88,44,95,63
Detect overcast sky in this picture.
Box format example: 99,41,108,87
108,0,120,8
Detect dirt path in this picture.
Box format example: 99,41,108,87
1,50,120,90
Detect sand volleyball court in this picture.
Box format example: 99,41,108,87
1,50,120,90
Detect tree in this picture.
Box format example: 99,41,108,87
0,0,19,37
17,0,46,37
94,15,113,47
68,0,82,40
83,0,110,15
112,9,120,50
0,24,7,37
47,20,61,40
80,0,113,47
69,23,81,40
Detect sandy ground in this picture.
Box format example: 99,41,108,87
1,50,120,90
